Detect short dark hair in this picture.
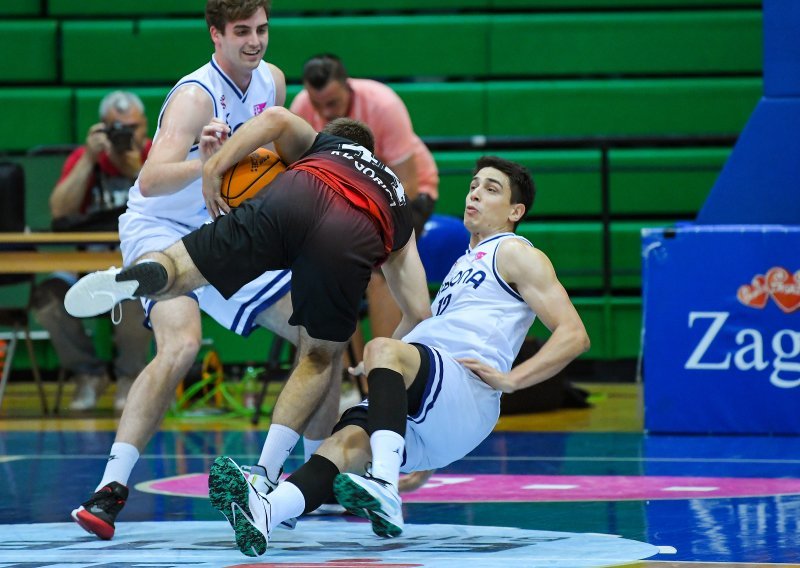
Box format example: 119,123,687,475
322,118,375,153
205,0,270,32
473,156,535,229
302,53,349,90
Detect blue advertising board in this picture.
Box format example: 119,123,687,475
643,225,800,434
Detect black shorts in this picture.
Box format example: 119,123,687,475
183,170,385,342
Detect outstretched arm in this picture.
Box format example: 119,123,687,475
459,240,589,393
381,235,432,338
201,107,318,217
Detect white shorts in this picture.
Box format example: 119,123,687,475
352,344,499,472
118,211,291,336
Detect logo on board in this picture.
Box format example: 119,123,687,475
738,267,800,313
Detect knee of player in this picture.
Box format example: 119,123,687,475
299,336,345,368
363,337,402,370
319,425,370,472
156,331,202,367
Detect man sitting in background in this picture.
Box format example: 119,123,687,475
31,90,153,411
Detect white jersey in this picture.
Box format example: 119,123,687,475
403,232,536,373
126,55,278,228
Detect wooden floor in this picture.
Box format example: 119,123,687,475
0,380,643,431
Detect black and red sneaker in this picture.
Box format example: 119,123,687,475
70,482,129,540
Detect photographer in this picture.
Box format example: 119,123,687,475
31,91,153,411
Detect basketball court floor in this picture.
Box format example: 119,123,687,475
1,382,800,567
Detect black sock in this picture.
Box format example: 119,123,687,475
286,454,340,514
367,368,407,437
117,261,168,296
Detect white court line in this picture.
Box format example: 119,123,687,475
524,484,579,490
662,486,718,492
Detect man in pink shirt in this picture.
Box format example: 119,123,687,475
290,53,439,346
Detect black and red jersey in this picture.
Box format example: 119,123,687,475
288,133,413,260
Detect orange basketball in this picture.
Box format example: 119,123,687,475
220,148,286,207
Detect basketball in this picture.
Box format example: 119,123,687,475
220,148,286,207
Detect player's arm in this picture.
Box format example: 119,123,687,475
137,85,216,197
459,240,590,393
381,235,432,338
202,107,317,214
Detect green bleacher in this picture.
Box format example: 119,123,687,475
1,0,763,366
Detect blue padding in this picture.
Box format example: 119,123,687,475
418,214,470,285
642,225,800,434
697,0,800,225
696,98,800,224
764,0,800,97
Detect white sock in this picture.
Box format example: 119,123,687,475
265,481,305,531
258,424,300,482
302,437,323,463
369,430,404,488
96,442,139,490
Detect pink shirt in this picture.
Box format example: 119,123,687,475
290,78,439,199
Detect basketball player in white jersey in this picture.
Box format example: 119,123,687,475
204,155,590,556
70,0,337,541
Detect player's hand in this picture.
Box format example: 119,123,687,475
199,118,230,163
398,469,435,493
348,361,366,378
202,165,228,220
457,357,510,392
200,119,231,219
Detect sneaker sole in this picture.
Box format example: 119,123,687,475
71,508,114,540
208,457,267,557
333,474,402,537
64,272,137,317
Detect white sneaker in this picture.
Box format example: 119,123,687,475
241,464,296,529
113,376,133,412
208,456,272,557
333,472,404,537
69,373,110,411
65,267,138,318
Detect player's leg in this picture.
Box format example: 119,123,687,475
332,338,423,537
63,242,207,317
361,337,422,486
257,328,347,484
119,241,207,300
71,296,203,540
302,350,343,455
110,299,153,411
253,292,345,513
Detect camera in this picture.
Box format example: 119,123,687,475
103,121,136,152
